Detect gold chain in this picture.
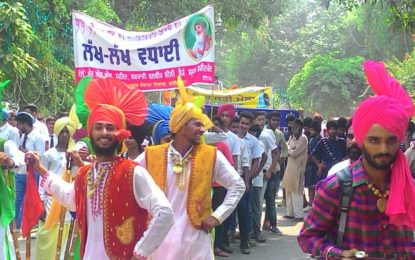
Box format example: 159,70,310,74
169,149,192,190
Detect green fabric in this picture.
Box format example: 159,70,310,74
73,236,81,260
75,76,93,129
4,228,11,260
80,136,95,156
0,138,14,228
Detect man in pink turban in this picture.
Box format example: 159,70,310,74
298,61,415,259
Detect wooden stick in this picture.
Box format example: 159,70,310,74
25,229,31,260
10,220,21,260
55,208,67,260
63,218,75,260
67,221,78,260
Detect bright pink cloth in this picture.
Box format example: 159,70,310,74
352,60,415,228
217,104,236,119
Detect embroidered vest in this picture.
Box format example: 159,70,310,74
74,158,148,259
145,143,216,229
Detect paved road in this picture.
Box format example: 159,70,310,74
227,205,308,260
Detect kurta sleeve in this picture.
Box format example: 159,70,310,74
211,151,245,224
132,165,174,258
4,140,25,172
40,171,76,211
297,175,343,257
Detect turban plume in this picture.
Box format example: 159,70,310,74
169,76,213,134
84,78,148,141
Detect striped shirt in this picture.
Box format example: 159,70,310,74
298,158,414,258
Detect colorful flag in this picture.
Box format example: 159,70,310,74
21,166,43,238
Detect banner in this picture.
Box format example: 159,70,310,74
186,86,272,108
73,6,215,91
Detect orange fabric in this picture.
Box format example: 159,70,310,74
87,104,131,141
84,78,148,127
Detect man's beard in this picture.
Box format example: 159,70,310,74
91,138,119,156
362,145,396,170
195,32,206,44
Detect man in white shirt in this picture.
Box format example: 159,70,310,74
217,104,241,169
0,109,20,146
138,84,244,260
14,112,46,229
237,111,263,254
251,111,280,241
22,104,49,143
45,116,57,150
27,77,174,259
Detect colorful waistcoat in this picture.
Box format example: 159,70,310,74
74,158,148,259
145,143,216,229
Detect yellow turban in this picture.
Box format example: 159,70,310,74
169,77,213,134
54,117,77,149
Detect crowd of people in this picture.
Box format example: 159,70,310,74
0,60,414,260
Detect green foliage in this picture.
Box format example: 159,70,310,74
287,55,366,117
386,51,415,94
0,2,39,79
325,0,415,32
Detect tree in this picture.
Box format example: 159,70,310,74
287,55,367,117
324,0,415,33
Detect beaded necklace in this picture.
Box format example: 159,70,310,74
367,182,389,213
87,161,114,219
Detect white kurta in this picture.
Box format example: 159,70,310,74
136,143,245,260
41,163,174,259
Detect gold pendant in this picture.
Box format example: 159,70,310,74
377,198,387,213
173,164,183,174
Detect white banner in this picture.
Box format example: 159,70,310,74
73,5,215,91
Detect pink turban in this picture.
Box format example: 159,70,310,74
353,61,415,228
217,104,236,119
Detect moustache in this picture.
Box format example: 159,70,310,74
374,153,392,159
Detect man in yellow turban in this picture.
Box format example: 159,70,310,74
35,116,78,259
137,77,245,260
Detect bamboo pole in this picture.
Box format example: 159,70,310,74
63,219,75,260
55,208,67,260
67,222,79,260
10,220,21,260
25,230,31,260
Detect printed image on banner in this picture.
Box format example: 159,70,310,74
73,5,215,92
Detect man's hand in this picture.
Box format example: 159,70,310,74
68,150,84,168
201,216,220,234
341,248,359,258
25,152,47,177
264,169,272,180
0,152,9,164
78,146,90,161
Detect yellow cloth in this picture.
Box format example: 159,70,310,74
69,105,83,130
35,221,70,260
169,76,213,133
54,116,77,150
145,143,216,228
